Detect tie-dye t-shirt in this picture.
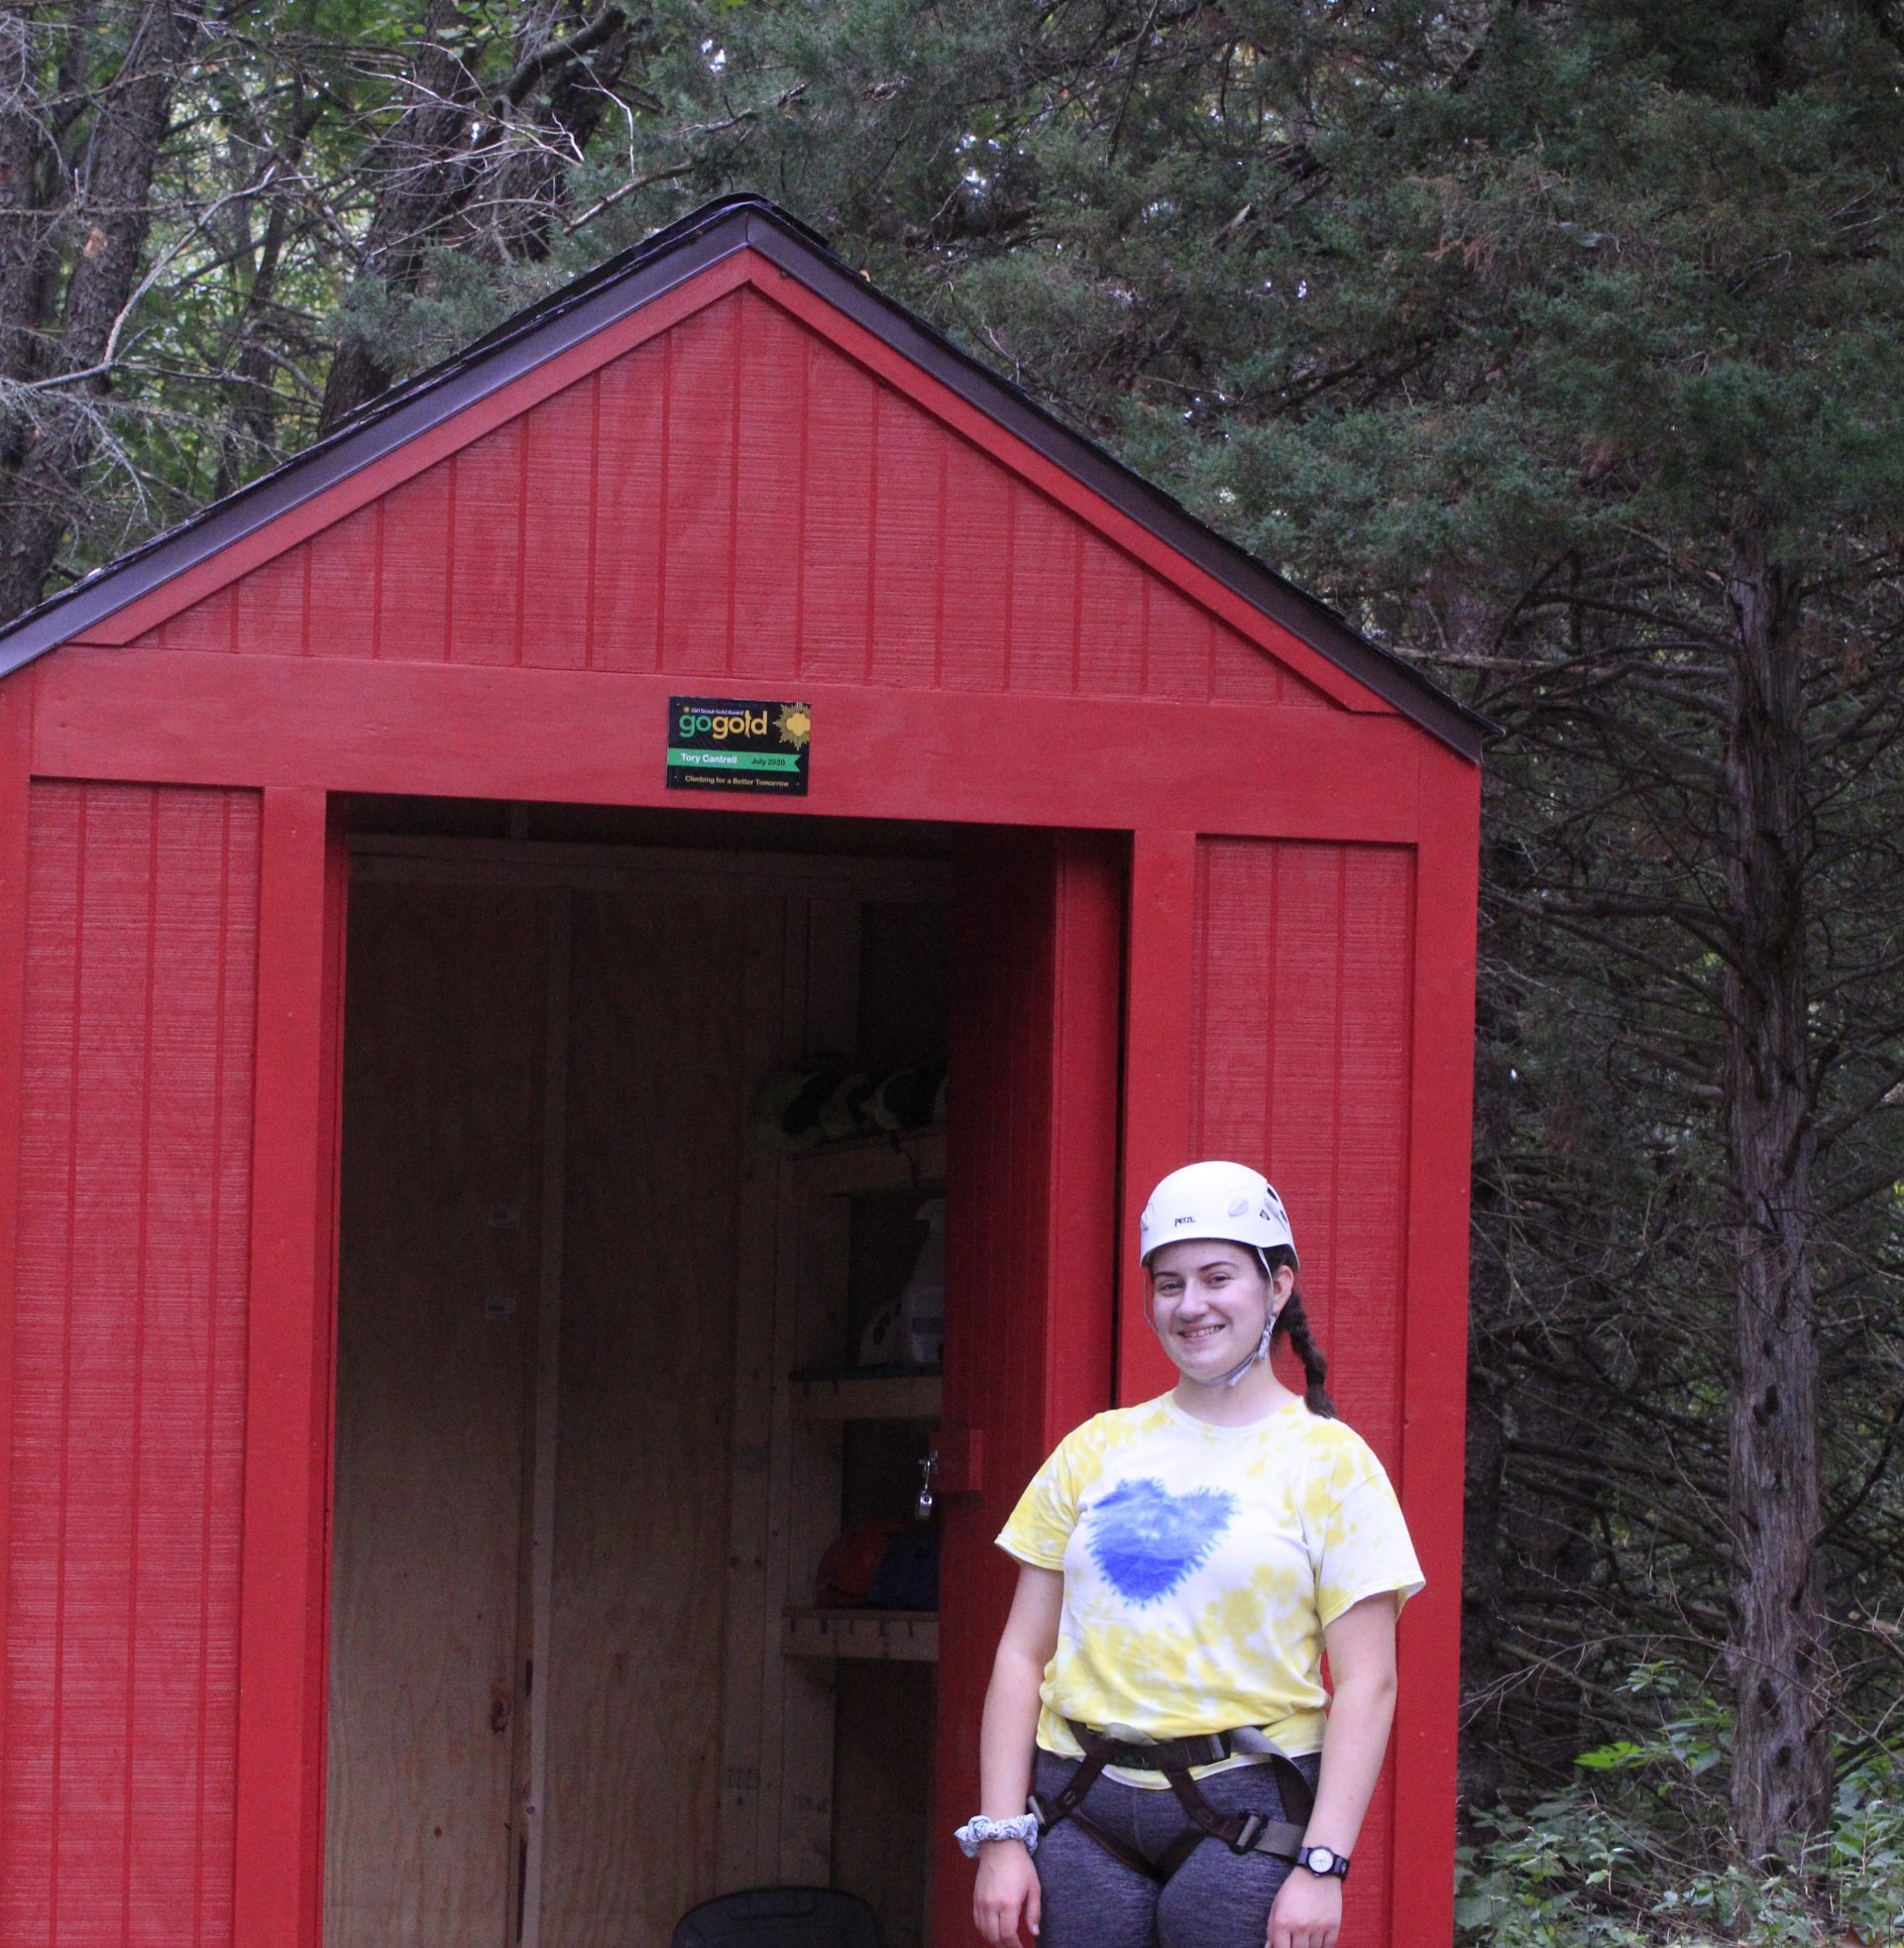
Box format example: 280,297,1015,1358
996,1393,1422,1781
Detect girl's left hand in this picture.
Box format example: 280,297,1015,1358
1267,1867,1341,1948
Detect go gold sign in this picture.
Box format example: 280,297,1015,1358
666,696,812,796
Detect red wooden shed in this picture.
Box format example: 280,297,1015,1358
0,197,1483,1948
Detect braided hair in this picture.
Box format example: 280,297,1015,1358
1260,1245,1336,1419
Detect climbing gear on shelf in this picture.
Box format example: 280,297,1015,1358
750,1054,947,1154
1027,1720,1315,1887
814,1518,940,1611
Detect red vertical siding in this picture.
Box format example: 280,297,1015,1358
869,391,942,691
232,550,305,662
152,588,235,658
449,422,526,666
1078,533,1146,696
937,831,1122,1948
519,377,596,671
591,349,666,673
661,291,740,677
4,782,259,1947
939,443,1012,692
376,466,454,664
306,507,377,662
1187,834,1415,1948
729,299,805,678
798,316,876,684
131,288,1341,710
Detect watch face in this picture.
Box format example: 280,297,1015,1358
1306,1848,1337,1874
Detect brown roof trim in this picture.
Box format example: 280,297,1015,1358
0,197,1488,757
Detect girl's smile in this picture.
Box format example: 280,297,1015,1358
1148,1242,1277,1378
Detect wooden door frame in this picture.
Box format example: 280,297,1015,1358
228,804,1474,1948
233,790,350,1948
273,817,961,1947
1113,814,1476,1944
931,827,1125,1948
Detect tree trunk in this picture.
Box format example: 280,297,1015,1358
0,1,202,622
315,0,479,434
1721,525,1832,1862
315,3,635,435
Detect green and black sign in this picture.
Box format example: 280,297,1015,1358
666,697,812,796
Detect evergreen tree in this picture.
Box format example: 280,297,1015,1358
3,0,1900,1877
608,0,1904,1862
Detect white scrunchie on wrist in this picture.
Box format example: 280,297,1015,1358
954,1812,1041,1858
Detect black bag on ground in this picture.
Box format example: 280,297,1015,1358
670,1887,881,1948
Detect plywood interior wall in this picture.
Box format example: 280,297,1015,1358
325,884,547,1946
327,841,947,1948
540,886,748,1947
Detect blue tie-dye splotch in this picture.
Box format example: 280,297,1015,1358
1083,1478,1237,1604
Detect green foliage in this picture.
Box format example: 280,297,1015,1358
11,0,1903,1863
1456,1672,1904,1945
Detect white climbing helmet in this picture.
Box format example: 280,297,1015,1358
1141,1161,1298,1389
1139,1160,1298,1272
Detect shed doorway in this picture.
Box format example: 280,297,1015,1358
323,801,959,1948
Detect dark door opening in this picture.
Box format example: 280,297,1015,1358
323,802,955,1948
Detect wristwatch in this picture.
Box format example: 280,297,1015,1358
1295,1844,1351,1881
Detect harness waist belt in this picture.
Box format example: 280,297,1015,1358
1072,1729,1241,1773
1027,1719,1316,1885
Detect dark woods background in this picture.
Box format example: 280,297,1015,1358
5,1,1902,1933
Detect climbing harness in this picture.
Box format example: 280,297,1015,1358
1028,1720,1315,1885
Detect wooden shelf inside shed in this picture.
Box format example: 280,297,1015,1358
785,1125,946,1198
790,1369,943,1421
783,1608,941,1663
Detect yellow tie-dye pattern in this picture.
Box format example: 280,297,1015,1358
997,1392,1423,1785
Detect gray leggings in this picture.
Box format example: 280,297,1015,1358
1031,1748,1323,1948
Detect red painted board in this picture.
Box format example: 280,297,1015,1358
232,790,346,1948
1117,830,1196,1406
1386,748,1482,1948
3,781,259,1947
29,650,1429,847
1185,834,1421,1948
936,830,1121,1947
0,670,34,1826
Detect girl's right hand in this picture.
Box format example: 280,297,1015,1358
972,1840,1042,1944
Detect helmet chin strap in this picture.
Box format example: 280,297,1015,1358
1218,1246,1280,1388
1219,1303,1277,1389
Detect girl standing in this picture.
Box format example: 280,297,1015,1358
956,1162,1422,1948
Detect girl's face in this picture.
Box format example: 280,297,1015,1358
1146,1239,1288,1383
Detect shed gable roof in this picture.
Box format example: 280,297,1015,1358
131,285,1334,708
0,197,1484,755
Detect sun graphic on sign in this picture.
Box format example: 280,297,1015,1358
776,702,813,749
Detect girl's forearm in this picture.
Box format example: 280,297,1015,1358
978,1647,1046,1820
1300,1670,1398,1857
